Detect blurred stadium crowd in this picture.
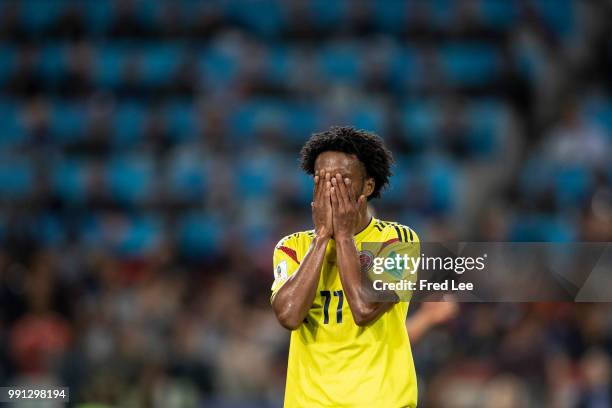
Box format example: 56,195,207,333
0,0,611,407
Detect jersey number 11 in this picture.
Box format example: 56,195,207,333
320,290,343,324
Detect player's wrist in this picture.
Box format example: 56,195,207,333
334,233,354,243
314,230,332,241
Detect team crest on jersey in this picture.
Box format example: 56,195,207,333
275,260,288,281
358,250,374,272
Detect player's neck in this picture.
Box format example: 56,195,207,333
354,211,372,236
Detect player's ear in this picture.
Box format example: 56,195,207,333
363,177,375,199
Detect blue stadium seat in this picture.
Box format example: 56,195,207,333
140,43,184,86
34,213,66,247
94,45,129,89
519,157,554,199
82,0,114,35
310,0,347,28
52,158,90,204
199,47,239,87
165,148,208,202
230,99,289,141
373,0,407,33
177,212,221,258
294,169,314,204
383,158,413,204
467,101,505,157
39,44,67,83
51,102,87,144
0,101,25,147
583,97,612,136
429,0,454,29
479,0,519,29
285,103,322,143
236,152,280,198
423,156,457,214
227,0,283,36
510,214,577,242
389,47,418,91
533,0,576,38
112,102,147,147
401,102,439,148
20,0,63,33
0,44,16,86
106,155,155,204
348,102,386,135
554,165,594,208
80,213,163,256
165,100,198,142
318,44,362,85
0,155,34,199
440,43,501,87
114,214,163,256
265,46,291,85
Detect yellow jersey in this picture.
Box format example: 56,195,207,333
271,217,419,408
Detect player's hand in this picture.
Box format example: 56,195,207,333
311,171,333,239
330,174,366,239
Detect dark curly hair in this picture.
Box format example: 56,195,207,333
299,126,394,200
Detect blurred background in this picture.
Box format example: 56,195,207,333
0,0,611,407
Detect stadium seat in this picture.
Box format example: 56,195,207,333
401,102,440,148
94,44,129,89
0,101,26,147
479,0,518,29
82,0,114,35
52,158,91,204
177,212,221,258
165,100,198,142
39,43,67,83
554,165,594,208
20,0,62,33
165,147,209,202
0,43,16,86
199,46,239,88
140,43,184,87
112,102,147,147
439,43,501,87
34,212,66,247
510,214,577,242
318,43,362,85
236,152,280,198
106,154,155,204
50,101,88,144
0,155,34,199
80,212,163,256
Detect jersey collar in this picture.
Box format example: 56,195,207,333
354,216,375,242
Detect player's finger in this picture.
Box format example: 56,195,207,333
336,175,351,208
344,177,354,199
325,180,332,207
330,184,339,210
330,176,342,209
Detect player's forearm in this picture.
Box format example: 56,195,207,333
335,236,393,326
405,310,434,343
272,235,329,330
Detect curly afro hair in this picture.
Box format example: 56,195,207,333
299,126,394,200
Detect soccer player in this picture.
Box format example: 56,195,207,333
271,126,420,407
